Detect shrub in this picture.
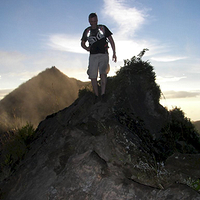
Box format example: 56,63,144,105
109,52,161,103
0,123,36,180
155,107,200,160
17,123,35,146
78,85,93,98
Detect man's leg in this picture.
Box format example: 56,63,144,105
91,78,99,96
99,54,109,96
100,74,107,95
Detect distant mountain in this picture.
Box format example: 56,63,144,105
0,66,89,131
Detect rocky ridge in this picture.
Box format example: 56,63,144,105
1,56,200,199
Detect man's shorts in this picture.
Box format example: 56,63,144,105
87,54,110,79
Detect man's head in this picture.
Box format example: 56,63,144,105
88,13,98,29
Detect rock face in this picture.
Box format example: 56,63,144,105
1,57,200,199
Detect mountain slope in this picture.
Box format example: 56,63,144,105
193,121,200,133
1,56,200,199
0,67,88,131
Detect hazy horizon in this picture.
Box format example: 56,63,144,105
0,66,199,122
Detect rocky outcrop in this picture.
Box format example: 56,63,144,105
1,56,200,199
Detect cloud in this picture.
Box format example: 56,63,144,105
47,34,85,54
103,0,147,38
46,33,152,61
46,0,149,57
102,0,189,63
156,76,187,83
44,0,187,65
162,90,200,99
151,56,187,62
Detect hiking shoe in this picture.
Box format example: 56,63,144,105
101,94,106,103
94,95,99,104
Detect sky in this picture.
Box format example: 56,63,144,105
0,0,200,121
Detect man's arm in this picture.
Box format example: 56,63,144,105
108,36,117,62
81,40,90,52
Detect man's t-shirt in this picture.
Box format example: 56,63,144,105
81,25,112,54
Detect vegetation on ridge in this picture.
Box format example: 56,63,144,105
155,107,200,160
0,123,36,180
113,53,200,161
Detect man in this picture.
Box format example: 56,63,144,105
81,13,117,102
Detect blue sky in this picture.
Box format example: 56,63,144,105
0,0,200,121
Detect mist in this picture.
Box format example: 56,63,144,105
0,67,88,132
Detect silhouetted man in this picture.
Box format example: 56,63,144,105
81,13,117,102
